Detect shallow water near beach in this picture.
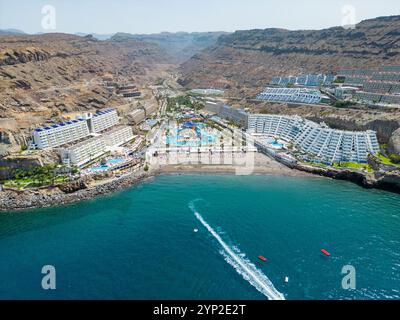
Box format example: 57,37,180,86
0,174,399,299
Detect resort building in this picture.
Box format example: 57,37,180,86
60,126,134,167
337,66,400,105
85,108,119,133
270,74,335,87
205,102,248,127
129,109,146,124
256,87,324,105
143,104,158,117
33,108,120,150
104,126,135,148
60,136,107,167
334,86,358,100
33,119,90,149
127,105,158,125
205,101,223,114
218,105,248,128
248,114,380,164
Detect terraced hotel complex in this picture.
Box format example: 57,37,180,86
256,88,325,105
248,115,380,164
338,66,400,105
32,108,134,167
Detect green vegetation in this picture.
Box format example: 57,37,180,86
332,100,353,108
304,161,373,172
2,165,70,189
166,95,204,112
333,162,373,172
228,120,240,128
333,78,345,84
303,161,329,168
154,78,164,86
377,153,400,167
389,154,400,164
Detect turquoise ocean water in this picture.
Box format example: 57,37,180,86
0,174,399,300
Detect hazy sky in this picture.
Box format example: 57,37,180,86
0,0,399,34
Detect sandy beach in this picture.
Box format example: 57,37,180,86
158,153,312,177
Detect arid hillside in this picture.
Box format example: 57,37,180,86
179,15,400,92
0,33,171,155
113,31,228,63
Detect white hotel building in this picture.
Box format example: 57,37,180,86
60,126,134,167
33,119,90,149
257,87,324,104
86,108,119,133
60,136,108,167
33,108,120,150
248,114,380,164
32,108,135,167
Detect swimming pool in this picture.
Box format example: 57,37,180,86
107,158,125,166
266,138,284,149
90,165,109,173
166,132,216,147
166,124,216,147
89,158,125,173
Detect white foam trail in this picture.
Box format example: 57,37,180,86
190,203,285,300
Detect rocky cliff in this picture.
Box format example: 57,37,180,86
112,31,228,63
179,15,400,90
0,33,169,155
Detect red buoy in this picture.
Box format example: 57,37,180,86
321,249,331,256
258,255,267,262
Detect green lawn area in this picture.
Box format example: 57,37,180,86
303,162,329,168
333,162,374,172
376,153,400,168
303,161,373,172
3,178,33,189
3,175,69,190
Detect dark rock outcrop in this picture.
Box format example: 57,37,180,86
388,128,400,155
58,180,88,194
0,170,151,212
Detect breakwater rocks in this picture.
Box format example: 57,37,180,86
0,171,156,212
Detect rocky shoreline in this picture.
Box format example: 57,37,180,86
1,160,399,212
294,163,400,193
0,170,157,212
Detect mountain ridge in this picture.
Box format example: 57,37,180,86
179,15,400,91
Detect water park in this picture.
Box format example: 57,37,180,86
166,121,217,147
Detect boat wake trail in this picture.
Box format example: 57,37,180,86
189,201,285,300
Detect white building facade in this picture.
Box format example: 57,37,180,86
257,87,323,104
33,108,120,150
33,119,90,149
60,136,107,167
88,108,119,133
248,114,380,164
60,126,134,167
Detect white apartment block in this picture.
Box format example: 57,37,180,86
104,126,134,148
33,108,120,150
33,119,90,149
60,126,134,167
89,108,119,133
248,114,380,164
257,87,323,104
60,136,107,167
